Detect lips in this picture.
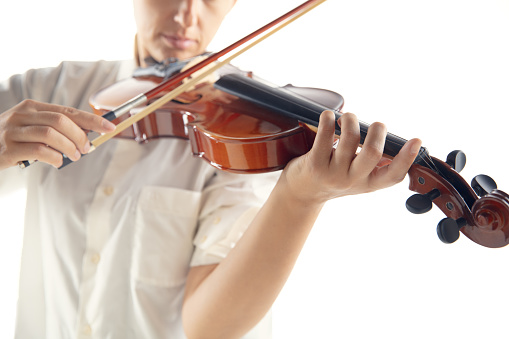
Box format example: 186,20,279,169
162,34,197,50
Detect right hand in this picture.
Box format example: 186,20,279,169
0,99,116,170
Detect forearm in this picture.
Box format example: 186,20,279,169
182,178,324,339
181,111,421,339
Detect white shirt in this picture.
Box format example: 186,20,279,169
0,60,278,339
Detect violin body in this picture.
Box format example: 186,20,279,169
90,74,333,173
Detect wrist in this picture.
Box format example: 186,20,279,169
271,173,326,217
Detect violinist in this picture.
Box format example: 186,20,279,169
0,0,422,338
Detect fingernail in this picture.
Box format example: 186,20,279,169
410,141,422,155
83,142,91,154
74,149,81,161
102,119,116,131
322,110,334,121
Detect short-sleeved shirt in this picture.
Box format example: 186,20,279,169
0,60,278,339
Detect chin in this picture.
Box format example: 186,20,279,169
155,44,199,60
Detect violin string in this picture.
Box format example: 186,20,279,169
228,76,448,175
415,149,442,174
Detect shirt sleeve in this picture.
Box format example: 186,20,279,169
190,170,280,266
0,68,60,191
0,65,68,190
1,60,124,113
0,64,66,111
0,61,124,190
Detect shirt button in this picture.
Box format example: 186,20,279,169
103,186,114,196
91,253,101,265
213,217,221,224
82,324,92,336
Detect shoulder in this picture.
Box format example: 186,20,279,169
25,60,135,109
1,60,131,105
25,60,129,85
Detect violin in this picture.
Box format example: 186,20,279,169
89,66,341,173
89,62,509,249
21,0,509,248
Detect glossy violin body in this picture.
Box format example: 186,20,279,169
90,70,343,173
90,64,509,249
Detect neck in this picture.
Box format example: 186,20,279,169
215,73,429,161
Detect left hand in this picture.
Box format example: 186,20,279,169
279,110,422,206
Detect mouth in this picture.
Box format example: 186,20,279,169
162,34,197,50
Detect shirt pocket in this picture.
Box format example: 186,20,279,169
132,186,202,288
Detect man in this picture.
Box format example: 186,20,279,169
0,0,421,338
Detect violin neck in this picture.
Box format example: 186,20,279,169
215,73,419,159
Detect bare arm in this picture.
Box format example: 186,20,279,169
182,111,422,339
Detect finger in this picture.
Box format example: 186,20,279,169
386,137,422,176
309,110,337,165
349,122,387,177
372,138,422,187
376,156,393,168
17,111,91,155
8,141,66,169
12,124,82,162
65,108,116,134
27,101,116,134
332,113,361,167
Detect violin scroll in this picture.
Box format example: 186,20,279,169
406,150,509,248
469,189,509,245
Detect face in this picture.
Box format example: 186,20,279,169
133,0,236,66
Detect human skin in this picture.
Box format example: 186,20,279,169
0,1,422,338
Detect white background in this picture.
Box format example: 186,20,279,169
1,0,509,338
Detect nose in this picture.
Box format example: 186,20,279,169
174,0,198,27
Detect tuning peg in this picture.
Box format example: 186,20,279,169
437,217,467,244
446,150,466,172
406,188,441,214
471,175,497,197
